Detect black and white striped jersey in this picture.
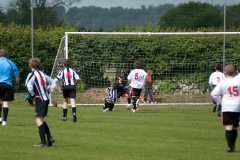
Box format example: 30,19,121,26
54,67,80,86
25,70,56,101
105,87,117,102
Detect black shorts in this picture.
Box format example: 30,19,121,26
0,83,14,101
35,98,49,117
63,85,76,99
222,112,240,127
131,88,142,97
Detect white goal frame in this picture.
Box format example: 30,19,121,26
50,31,240,106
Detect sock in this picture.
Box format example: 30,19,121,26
3,107,8,121
232,130,238,148
226,130,233,148
218,105,221,112
72,107,76,115
127,98,131,104
43,122,51,139
0,103,2,117
38,124,46,144
63,109,68,117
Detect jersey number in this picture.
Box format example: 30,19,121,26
66,72,72,80
227,86,238,97
217,77,220,83
135,73,138,80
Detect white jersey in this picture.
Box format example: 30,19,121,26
211,78,240,112
208,71,226,87
127,69,147,89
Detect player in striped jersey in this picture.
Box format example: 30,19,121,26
102,82,117,112
54,59,80,122
209,63,226,116
127,61,147,113
211,64,240,152
26,58,56,147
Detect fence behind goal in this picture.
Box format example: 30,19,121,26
50,32,240,105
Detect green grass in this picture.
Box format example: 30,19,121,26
1,100,239,160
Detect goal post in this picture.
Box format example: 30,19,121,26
50,31,240,106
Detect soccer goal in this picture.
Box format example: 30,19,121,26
50,31,240,106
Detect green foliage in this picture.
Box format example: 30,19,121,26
159,2,223,29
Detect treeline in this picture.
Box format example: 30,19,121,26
1,2,240,30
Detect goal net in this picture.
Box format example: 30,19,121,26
50,32,240,106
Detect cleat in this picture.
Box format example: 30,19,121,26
136,108,140,111
62,117,67,121
227,148,235,153
103,108,110,112
23,94,31,101
47,136,55,147
2,121,8,126
131,108,136,113
73,113,77,122
33,143,48,147
217,111,221,117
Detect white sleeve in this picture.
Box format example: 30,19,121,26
46,75,56,93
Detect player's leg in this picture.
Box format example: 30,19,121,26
0,100,2,123
217,104,221,117
223,112,235,152
62,98,68,121
33,99,48,147
70,98,77,122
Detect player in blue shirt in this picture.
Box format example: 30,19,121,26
0,49,20,126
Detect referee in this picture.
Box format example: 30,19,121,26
0,49,20,126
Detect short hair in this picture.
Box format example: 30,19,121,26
63,59,70,67
0,49,7,57
119,75,124,79
215,63,222,71
224,64,235,76
111,82,117,88
29,58,41,69
134,61,141,69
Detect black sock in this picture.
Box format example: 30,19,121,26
0,103,2,117
218,105,221,112
226,130,233,148
72,107,76,115
63,109,68,117
132,102,136,109
43,122,51,139
232,130,238,148
3,107,8,121
127,98,131,104
38,124,46,144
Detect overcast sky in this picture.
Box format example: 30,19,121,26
1,0,239,9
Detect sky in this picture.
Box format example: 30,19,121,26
0,0,239,10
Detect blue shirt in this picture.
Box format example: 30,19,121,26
0,57,20,87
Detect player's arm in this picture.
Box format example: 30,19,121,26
45,75,56,93
210,84,222,104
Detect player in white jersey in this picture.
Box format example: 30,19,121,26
209,63,226,116
211,64,240,152
127,61,147,112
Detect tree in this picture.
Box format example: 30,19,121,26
226,4,240,28
5,0,82,27
158,2,222,29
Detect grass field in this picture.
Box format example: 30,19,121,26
1,98,239,160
